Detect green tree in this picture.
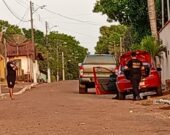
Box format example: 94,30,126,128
93,0,162,41
95,25,133,61
0,19,87,81
47,31,87,80
0,20,22,37
22,28,45,45
131,36,167,62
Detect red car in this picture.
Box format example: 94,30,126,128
116,50,162,100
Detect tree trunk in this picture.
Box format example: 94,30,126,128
147,0,158,40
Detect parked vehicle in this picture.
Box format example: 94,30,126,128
79,54,116,94
116,50,162,100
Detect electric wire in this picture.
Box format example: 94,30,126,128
14,0,28,8
2,0,30,22
24,0,106,26
18,7,30,26
29,1,102,26
43,8,100,26
2,0,105,40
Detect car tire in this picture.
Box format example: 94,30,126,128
79,84,87,94
156,86,163,96
118,92,125,100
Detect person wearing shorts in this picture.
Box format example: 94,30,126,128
6,58,17,100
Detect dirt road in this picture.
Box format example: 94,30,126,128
0,80,170,135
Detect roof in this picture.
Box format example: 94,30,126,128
6,40,35,58
158,20,170,34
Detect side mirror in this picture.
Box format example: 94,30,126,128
157,67,162,71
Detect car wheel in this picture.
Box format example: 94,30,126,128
156,86,163,96
118,92,125,100
79,84,87,94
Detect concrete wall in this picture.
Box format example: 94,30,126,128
0,55,5,80
159,22,170,84
10,56,40,81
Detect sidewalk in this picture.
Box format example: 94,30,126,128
0,81,37,99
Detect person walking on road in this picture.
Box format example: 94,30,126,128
6,58,17,100
125,52,143,100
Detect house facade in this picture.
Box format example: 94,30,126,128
0,54,5,81
0,32,6,81
159,20,170,85
6,34,39,82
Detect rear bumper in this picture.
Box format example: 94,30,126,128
117,74,161,93
79,77,94,83
79,77,95,88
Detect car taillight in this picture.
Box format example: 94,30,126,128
79,66,84,77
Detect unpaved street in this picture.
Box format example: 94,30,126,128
0,80,170,135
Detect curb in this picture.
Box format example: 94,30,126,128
0,83,38,100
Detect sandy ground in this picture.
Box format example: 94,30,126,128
0,80,170,135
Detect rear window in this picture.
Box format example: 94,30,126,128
84,55,116,64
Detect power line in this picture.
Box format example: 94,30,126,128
14,0,28,8
44,8,100,26
2,0,30,22
29,1,102,26
2,0,103,40
18,7,30,26
25,0,106,26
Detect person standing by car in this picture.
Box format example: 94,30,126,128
6,58,17,100
125,52,143,100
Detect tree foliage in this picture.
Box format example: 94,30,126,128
0,20,87,81
44,31,87,80
93,0,162,41
0,20,22,37
95,25,133,61
131,36,167,62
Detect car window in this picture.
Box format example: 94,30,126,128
84,55,116,64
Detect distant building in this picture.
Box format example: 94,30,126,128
6,34,38,82
159,20,170,85
0,32,6,81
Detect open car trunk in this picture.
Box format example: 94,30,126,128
116,50,161,97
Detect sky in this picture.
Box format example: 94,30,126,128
0,0,118,54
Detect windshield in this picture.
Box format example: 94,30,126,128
84,55,116,64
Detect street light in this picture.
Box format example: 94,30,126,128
30,1,46,83
57,42,67,81
45,23,58,82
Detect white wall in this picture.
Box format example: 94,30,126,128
12,56,40,81
159,22,170,84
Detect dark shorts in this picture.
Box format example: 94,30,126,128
7,75,16,88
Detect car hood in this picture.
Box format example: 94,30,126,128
119,50,152,66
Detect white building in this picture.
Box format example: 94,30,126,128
159,20,170,85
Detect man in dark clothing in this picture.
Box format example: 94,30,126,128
6,58,17,100
125,52,143,100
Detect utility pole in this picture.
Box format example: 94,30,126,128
57,45,59,81
167,0,170,20
62,51,65,80
161,0,165,27
30,1,34,46
45,21,51,83
120,37,123,56
30,1,37,83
